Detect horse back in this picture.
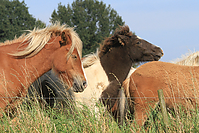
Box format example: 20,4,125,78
129,61,199,106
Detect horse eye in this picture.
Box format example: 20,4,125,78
136,41,141,45
72,55,77,59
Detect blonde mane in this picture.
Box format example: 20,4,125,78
82,50,99,68
172,51,199,66
2,22,82,58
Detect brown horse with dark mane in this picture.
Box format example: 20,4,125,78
99,25,163,125
0,23,87,116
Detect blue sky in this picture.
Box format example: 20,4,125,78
21,0,199,62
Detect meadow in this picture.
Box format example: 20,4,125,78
1,96,199,133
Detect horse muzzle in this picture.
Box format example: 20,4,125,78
72,79,87,92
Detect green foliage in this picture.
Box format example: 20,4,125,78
50,0,125,56
0,0,46,42
35,19,46,29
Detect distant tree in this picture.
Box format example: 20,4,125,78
35,19,46,28
50,0,125,55
0,0,46,42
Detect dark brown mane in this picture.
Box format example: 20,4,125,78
99,25,133,58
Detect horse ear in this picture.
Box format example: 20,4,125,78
60,31,72,47
117,35,128,46
60,32,67,47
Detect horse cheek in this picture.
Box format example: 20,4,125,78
53,56,67,72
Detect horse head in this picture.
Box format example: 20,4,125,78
99,25,163,83
52,30,87,92
116,27,163,62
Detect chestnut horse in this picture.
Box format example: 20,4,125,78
0,23,87,116
124,61,199,127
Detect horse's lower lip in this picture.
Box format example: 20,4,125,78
73,84,85,93
154,55,162,60
74,89,84,93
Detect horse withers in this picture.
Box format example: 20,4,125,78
0,22,87,116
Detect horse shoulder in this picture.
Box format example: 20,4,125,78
129,62,170,96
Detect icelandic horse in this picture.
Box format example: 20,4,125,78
0,22,87,117
99,25,163,125
123,51,199,129
173,51,199,66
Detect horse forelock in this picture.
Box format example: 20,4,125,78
99,25,133,58
114,25,133,37
7,22,82,58
66,28,83,59
82,52,99,68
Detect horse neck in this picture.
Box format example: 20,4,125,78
100,47,132,84
24,50,53,79
11,40,58,87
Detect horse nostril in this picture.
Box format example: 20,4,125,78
83,81,87,88
161,49,164,56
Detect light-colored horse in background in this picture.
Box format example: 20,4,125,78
172,51,199,66
74,52,109,108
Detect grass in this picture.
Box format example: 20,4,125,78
0,98,123,133
1,96,199,133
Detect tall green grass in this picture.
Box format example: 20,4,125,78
0,100,198,132
0,98,122,133
1,97,199,132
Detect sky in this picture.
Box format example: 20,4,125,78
21,0,199,62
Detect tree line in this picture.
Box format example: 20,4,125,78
0,0,45,42
0,0,124,56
